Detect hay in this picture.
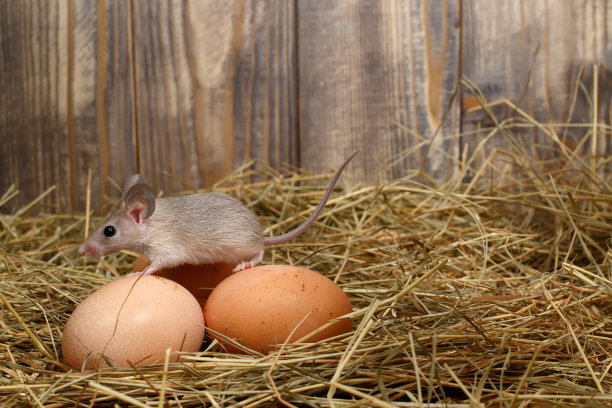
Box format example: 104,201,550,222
1,91,611,407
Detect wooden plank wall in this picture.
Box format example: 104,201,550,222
1,0,610,214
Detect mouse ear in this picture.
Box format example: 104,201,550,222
121,174,147,202
122,175,155,223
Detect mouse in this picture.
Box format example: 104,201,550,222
79,150,359,275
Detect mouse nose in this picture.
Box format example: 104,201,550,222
79,243,93,257
79,243,103,258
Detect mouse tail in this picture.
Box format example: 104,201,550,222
263,150,359,246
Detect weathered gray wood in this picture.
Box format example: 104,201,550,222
296,0,461,183
94,0,137,211
0,0,72,212
461,0,612,180
0,0,135,213
130,0,297,192
0,0,609,213
0,0,297,212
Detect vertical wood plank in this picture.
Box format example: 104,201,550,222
296,0,461,182
71,0,136,213
96,0,137,209
63,0,100,212
130,0,297,193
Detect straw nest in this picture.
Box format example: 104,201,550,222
1,97,611,406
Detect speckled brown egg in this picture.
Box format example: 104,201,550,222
62,275,204,370
204,265,352,354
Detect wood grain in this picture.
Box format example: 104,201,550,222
130,0,297,193
0,0,609,213
461,0,612,180
95,0,137,210
0,0,297,212
0,0,135,213
0,0,71,212
296,0,461,183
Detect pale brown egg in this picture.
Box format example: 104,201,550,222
132,253,150,273
133,254,235,309
62,275,204,370
204,265,353,354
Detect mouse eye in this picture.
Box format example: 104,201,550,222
103,226,116,237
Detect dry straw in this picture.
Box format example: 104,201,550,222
0,79,611,407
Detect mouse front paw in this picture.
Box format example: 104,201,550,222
127,266,158,277
127,271,144,277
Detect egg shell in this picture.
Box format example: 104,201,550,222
62,275,205,370
204,265,352,354
132,254,150,273
133,254,235,309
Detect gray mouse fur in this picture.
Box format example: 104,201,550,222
79,150,359,275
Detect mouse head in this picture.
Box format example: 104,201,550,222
79,175,156,258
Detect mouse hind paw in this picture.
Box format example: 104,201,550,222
233,250,264,273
